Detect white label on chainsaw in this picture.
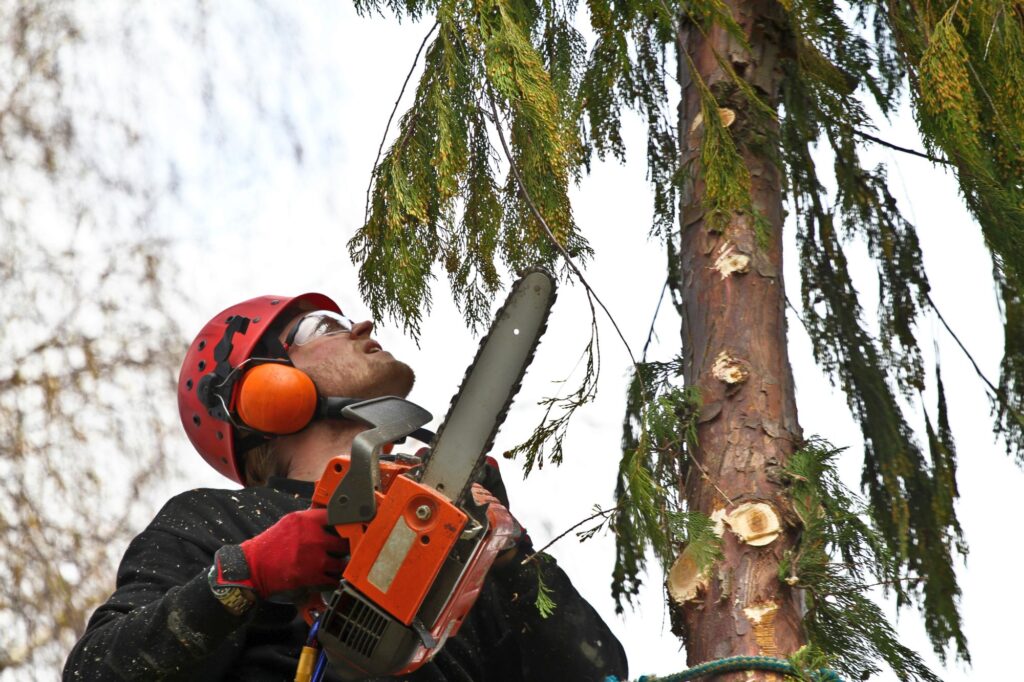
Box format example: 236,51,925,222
368,516,417,593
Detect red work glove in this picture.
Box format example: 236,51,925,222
214,508,349,600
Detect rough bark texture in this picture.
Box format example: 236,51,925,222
673,1,805,677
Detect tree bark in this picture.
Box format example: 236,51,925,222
672,1,805,677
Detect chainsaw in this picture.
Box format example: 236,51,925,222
302,268,556,680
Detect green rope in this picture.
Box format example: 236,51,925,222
604,655,845,682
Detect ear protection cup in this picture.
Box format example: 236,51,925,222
236,363,319,435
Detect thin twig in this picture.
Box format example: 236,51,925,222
656,0,684,45
965,57,1008,135
485,89,639,369
853,129,951,166
983,6,1004,59
364,21,439,226
642,280,669,362
924,291,1000,396
688,449,734,504
520,506,618,565
790,281,1001,419
785,294,813,338
856,575,920,590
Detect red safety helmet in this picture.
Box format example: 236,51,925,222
177,293,341,484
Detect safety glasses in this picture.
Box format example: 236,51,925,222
285,310,355,347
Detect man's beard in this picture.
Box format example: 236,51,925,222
309,356,416,400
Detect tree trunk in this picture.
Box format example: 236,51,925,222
671,1,805,677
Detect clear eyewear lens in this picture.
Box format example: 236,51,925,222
292,311,354,346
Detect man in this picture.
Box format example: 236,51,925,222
64,293,628,681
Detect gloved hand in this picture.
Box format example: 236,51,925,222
213,508,349,600
470,483,525,566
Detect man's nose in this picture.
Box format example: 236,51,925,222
350,320,374,338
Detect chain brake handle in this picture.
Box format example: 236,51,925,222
325,397,432,525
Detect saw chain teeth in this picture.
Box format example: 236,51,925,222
424,267,557,505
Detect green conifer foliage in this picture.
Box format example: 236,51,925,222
350,0,1024,671
782,441,941,681
615,362,712,608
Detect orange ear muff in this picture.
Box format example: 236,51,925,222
236,363,318,434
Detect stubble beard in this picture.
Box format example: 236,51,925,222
311,355,416,400
375,358,416,398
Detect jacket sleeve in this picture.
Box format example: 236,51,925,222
63,494,249,681
478,461,629,682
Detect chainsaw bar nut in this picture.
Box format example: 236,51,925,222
415,504,432,521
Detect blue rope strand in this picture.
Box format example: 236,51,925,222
311,650,328,682
307,613,327,682
306,618,321,646
604,655,844,682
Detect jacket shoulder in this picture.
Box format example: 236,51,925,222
145,486,297,549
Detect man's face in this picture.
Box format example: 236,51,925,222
281,312,416,400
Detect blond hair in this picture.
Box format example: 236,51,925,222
242,439,289,487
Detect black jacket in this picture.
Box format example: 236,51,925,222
64,471,628,681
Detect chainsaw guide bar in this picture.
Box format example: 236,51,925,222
420,268,557,505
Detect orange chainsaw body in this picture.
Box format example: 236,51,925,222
308,454,515,678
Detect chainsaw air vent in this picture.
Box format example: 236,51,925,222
321,588,388,659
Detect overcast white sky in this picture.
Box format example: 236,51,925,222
148,4,1021,680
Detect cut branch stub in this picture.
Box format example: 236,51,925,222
711,351,750,385
713,241,751,278
667,545,711,606
724,502,781,546
688,108,736,134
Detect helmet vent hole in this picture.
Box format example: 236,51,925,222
192,414,201,427
198,360,206,371
221,457,228,464
253,317,261,323
271,300,281,305
198,340,206,351
216,431,224,440
185,379,193,390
